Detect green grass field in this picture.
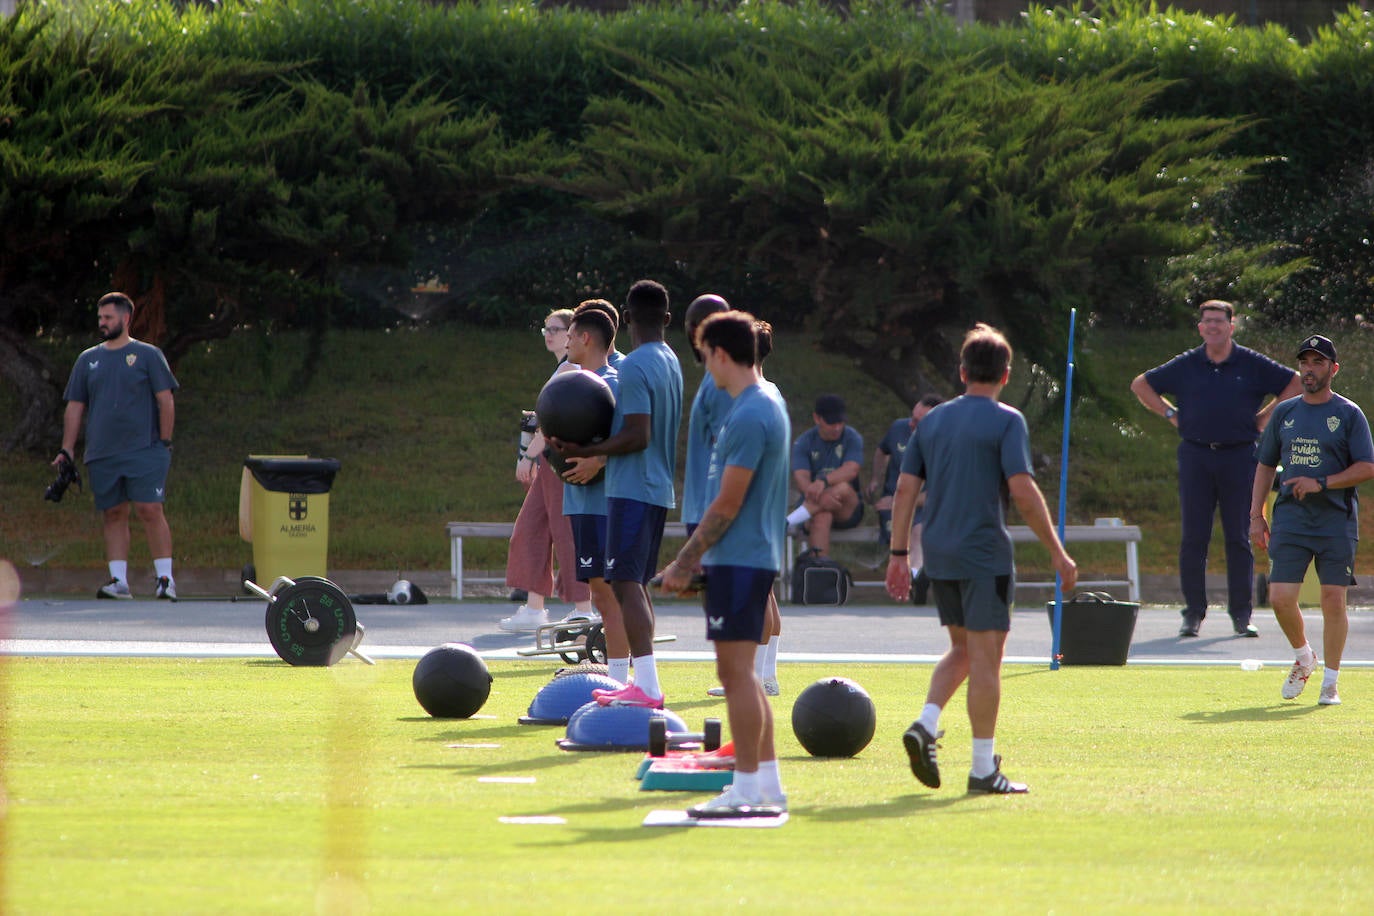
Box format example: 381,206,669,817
5,657,1372,913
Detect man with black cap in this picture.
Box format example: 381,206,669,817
1251,334,1374,706
1131,300,1302,637
785,393,863,557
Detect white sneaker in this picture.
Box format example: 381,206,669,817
557,609,601,625
155,576,177,601
499,605,549,633
1282,655,1319,700
97,578,132,600
687,786,783,819
707,679,780,698
1319,684,1342,706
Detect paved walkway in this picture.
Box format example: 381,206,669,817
5,593,1373,667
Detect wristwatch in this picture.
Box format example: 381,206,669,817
1316,475,1327,490
1163,407,1177,420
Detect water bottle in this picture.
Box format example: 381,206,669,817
1240,659,1263,671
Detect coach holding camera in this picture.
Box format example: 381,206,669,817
52,292,179,601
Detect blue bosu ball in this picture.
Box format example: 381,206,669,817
561,703,688,751
521,672,623,725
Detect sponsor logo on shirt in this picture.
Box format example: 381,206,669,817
1283,418,1295,429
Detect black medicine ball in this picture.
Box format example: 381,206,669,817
413,643,492,718
791,676,876,758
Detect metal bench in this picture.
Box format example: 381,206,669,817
446,520,690,600
447,517,1140,602
786,517,1142,602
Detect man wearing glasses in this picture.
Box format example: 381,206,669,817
1131,300,1302,638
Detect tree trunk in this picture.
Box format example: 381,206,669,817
0,326,63,453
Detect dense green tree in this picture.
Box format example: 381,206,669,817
547,39,1276,401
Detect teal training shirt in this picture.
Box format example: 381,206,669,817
703,384,792,571
682,375,735,525
63,340,178,463
605,341,683,509
1258,394,1374,539
901,395,1034,579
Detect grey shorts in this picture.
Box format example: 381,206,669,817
931,572,1015,632
1268,530,1357,587
88,444,171,511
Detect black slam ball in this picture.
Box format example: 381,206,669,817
413,644,493,718
535,369,616,484
791,677,877,758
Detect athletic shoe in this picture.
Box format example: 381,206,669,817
1319,685,1342,706
557,609,601,625
688,786,784,819
902,722,942,788
1233,620,1259,637
155,576,177,601
707,679,780,698
1178,615,1202,638
593,683,664,709
498,605,548,633
1282,655,1318,700
97,578,132,600
967,755,1029,795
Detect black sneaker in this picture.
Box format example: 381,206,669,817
155,576,177,601
967,755,1028,795
1178,615,1202,638
1233,620,1259,637
902,722,942,788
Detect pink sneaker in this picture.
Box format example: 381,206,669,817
593,683,665,709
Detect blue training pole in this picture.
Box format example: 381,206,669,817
1050,308,1076,671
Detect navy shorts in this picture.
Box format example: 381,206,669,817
1268,530,1357,587
931,572,1015,633
87,444,171,511
701,565,776,643
605,497,667,585
568,514,608,582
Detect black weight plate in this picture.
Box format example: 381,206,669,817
585,625,607,665
265,579,357,666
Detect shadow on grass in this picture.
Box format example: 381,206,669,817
1181,704,1321,723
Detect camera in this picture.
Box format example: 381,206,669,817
45,452,82,503
519,409,538,453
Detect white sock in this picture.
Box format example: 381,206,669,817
631,654,661,698
917,703,941,736
971,738,997,778
1297,643,1316,666
763,636,780,680
1323,666,1339,689
757,759,783,800
108,561,128,584
574,600,594,614
731,768,760,802
786,505,812,527
607,657,631,685
753,645,766,680
153,557,173,581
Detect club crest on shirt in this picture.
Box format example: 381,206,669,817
1328,417,1341,433
126,354,137,367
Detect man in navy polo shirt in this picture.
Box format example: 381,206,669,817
1131,300,1302,638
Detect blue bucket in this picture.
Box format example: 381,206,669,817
519,672,622,726
559,704,688,751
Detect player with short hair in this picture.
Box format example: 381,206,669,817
55,292,179,600
1250,334,1374,706
558,306,628,680
550,279,683,708
885,323,1076,795
659,309,791,817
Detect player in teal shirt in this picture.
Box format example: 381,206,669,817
1252,334,1374,706
659,310,791,818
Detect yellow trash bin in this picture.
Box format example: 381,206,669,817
240,456,341,585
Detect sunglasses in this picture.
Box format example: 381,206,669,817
540,325,568,337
